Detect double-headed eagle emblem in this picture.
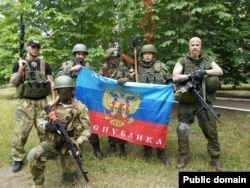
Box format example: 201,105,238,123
102,87,141,127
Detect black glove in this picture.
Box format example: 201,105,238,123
190,70,206,81
45,122,58,133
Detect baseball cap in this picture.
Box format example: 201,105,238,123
27,39,41,48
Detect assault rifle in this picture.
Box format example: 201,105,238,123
44,105,89,183
19,14,25,59
184,79,221,123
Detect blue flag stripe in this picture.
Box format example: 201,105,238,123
75,68,174,126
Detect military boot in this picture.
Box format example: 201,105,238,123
61,172,77,187
143,146,153,161
91,142,105,160
176,155,188,169
12,161,23,172
211,156,225,172
157,149,168,165
107,144,117,157
119,144,127,160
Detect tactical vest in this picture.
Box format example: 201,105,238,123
180,55,214,74
138,60,168,84
175,55,215,103
101,61,128,79
49,100,84,153
15,59,51,99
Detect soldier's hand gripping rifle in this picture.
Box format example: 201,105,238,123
19,14,25,59
184,79,221,123
44,105,89,183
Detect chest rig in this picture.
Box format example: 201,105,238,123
15,59,51,99
175,55,214,103
138,60,166,84
51,101,83,141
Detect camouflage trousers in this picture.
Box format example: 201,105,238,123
177,102,221,157
11,98,47,161
28,141,79,186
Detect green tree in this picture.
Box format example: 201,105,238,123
0,0,249,84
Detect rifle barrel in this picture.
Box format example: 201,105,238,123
19,14,25,58
192,89,221,123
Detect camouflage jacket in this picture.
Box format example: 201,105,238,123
138,60,171,84
37,97,91,152
56,59,93,79
99,61,129,80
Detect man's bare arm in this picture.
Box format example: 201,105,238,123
205,62,223,76
172,62,190,83
10,59,25,87
47,75,56,100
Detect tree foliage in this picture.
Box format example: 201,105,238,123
0,0,249,83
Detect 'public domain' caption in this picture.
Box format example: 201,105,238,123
182,175,246,184
179,172,249,188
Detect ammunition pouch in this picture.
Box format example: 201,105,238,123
23,80,51,99
175,85,197,103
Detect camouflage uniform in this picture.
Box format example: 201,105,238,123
55,44,105,160
28,82,91,187
99,48,130,159
11,53,53,172
137,44,172,164
56,43,91,80
56,59,93,80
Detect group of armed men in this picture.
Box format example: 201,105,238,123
10,36,225,188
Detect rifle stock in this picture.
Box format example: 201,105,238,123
191,88,221,123
44,105,89,183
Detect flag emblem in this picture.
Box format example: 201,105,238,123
103,87,141,127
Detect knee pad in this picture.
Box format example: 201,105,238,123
176,122,189,139
27,147,39,161
27,145,46,161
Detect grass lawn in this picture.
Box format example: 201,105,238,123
0,87,249,188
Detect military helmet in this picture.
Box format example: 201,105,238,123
205,76,221,94
54,75,75,90
140,44,157,55
72,43,88,55
105,48,121,60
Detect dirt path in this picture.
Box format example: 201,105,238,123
0,164,32,188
